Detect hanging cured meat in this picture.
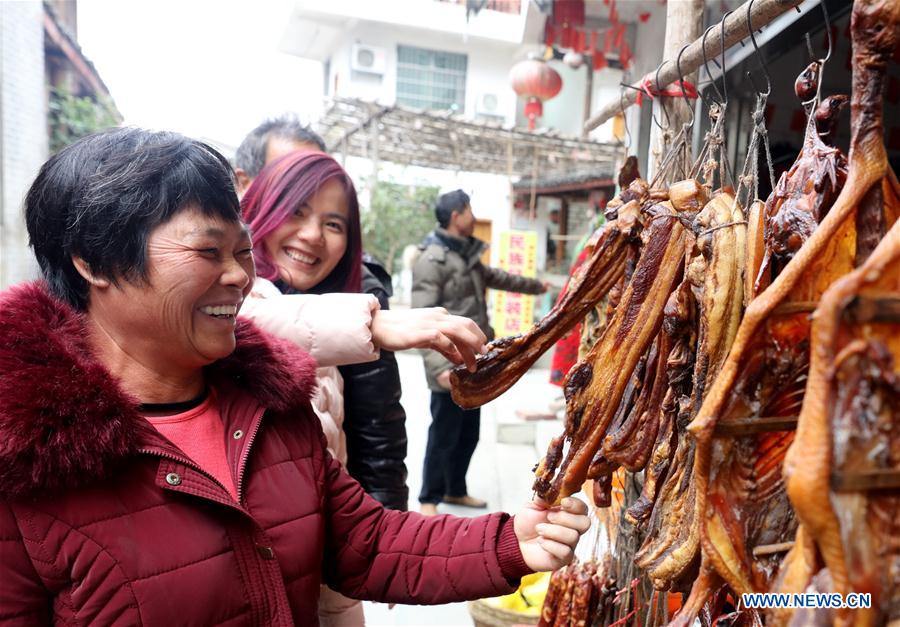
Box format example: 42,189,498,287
787,219,900,626
680,0,897,620
755,95,848,292
538,559,616,627
449,181,647,410
533,198,693,505
625,281,695,526
634,191,746,590
782,0,900,624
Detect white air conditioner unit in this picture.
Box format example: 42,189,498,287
475,91,502,117
351,44,387,75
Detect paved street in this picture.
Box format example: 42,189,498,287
363,349,561,626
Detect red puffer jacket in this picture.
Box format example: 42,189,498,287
0,283,530,626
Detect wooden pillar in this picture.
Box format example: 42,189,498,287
582,57,594,139
556,197,569,266
648,0,704,177
368,118,380,190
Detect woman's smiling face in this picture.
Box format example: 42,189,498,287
262,177,349,292
88,205,255,372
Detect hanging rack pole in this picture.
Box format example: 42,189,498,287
584,0,805,133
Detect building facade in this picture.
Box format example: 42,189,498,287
0,1,119,289
279,0,655,290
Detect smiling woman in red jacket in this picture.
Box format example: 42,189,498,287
0,128,590,626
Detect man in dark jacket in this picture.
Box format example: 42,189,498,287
412,190,546,516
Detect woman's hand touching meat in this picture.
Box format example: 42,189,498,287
514,497,591,572
370,307,487,372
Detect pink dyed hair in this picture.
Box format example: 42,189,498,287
241,151,362,293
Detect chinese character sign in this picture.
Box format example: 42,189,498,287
492,230,538,338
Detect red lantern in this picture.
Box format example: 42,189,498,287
510,57,563,130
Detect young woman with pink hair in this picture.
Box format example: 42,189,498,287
240,150,490,624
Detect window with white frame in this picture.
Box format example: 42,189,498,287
396,45,468,112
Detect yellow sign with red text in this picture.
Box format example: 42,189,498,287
492,230,538,338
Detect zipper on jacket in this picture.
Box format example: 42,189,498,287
236,406,266,504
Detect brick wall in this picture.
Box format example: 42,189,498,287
0,1,47,288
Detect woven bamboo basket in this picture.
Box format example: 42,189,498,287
467,599,541,627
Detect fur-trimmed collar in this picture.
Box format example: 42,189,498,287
0,282,317,499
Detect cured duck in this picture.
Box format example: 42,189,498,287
679,0,898,619
783,0,900,623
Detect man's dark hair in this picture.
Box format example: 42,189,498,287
25,127,242,311
233,115,326,178
435,189,470,228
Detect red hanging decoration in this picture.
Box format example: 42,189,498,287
619,41,633,69
613,23,626,49
544,21,556,46
561,25,571,48
639,11,651,22
575,29,587,54
551,0,585,29
608,0,619,25
603,27,614,53
510,57,563,130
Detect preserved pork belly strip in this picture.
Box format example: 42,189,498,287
601,330,669,472
626,281,695,525
534,200,692,505
634,192,746,590
600,185,712,476
449,196,643,410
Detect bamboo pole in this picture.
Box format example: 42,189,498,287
584,0,805,133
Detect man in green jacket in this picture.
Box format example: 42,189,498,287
412,190,546,516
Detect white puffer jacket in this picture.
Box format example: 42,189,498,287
240,278,380,464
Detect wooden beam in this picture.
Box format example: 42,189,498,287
43,9,114,102
325,105,391,154
714,415,798,436
584,0,805,132
832,469,900,492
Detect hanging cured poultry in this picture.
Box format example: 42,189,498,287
677,1,895,622
781,0,900,624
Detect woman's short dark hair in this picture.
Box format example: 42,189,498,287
25,127,241,310
435,189,470,228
